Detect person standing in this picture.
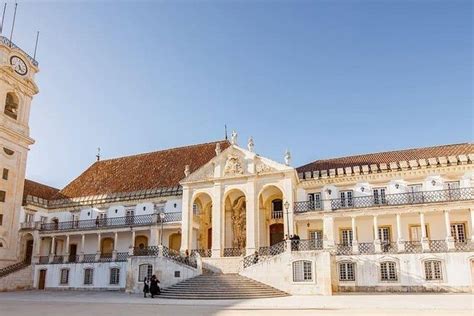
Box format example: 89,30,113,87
143,277,150,298
150,275,160,298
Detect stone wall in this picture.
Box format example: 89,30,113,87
202,257,242,274
0,266,33,291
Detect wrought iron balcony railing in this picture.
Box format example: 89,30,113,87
36,252,129,264
38,212,182,233
290,239,323,251
243,240,287,268
223,248,245,257
190,249,212,258
295,187,472,213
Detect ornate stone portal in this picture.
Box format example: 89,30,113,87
231,196,246,249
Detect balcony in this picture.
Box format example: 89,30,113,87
38,212,182,233
271,210,283,219
20,221,42,230
36,252,129,264
294,187,473,213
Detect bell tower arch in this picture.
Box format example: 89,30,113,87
0,35,39,265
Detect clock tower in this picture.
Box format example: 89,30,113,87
0,36,39,266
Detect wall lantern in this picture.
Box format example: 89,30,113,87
326,189,332,195
361,187,365,192
395,184,400,189
431,180,436,186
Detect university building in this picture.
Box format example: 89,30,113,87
0,34,473,297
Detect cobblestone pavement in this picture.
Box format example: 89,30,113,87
0,291,472,316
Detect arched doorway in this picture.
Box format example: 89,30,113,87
20,233,34,263
258,185,285,248
224,189,246,255
169,233,182,251
101,237,114,255
193,192,213,251
134,235,148,249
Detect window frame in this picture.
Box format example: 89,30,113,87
138,264,153,282
0,190,6,202
451,222,466,243
339,228,353,246
292,260,314,283
2,168,8,180
83,268,94,285
338,261,356,282
423,260,443,281
379,261,398,282
59,268,69,285
307,192,322,209
109,268,120,285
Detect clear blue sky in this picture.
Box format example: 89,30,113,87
7,1,473,188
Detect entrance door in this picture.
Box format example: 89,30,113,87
69,244,77,263
38,270,46,290
169,233,182,251
25,240,33,264
269,223,284,246
207,228,212,249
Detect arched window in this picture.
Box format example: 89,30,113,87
292,260,313,282
138,264,153,282
380,261,398,281
4,92,19,120
424,260,443,280
339,261,355,281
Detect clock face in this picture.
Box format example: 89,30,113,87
10,56,27,76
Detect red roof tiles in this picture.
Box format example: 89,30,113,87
23,179,61,203
57,140,230,198
297,143,473,174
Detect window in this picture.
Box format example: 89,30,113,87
424,260,442,280
340,191,353,208
192,203,199,215
3,147,14,156
0,190,5,202
410,225,429,241
380,262,397,281
4,92,19,120
0,214,3,226
125,209,134,225
25,213,34,223
408,184,423,203
451,223,466,242
309,230,323,241
110,268,120,285
60,269,69,285
84,268,94,285
339,262,355,281
378,227,391,242
373,187,386,205
138,264,153,282
341,229,353,246
444,181,460,190
307,193,321,209
271,199,283,218
292,260,313,282
2,168,8,180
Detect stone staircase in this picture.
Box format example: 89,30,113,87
159,273,288,299
0,262,33,291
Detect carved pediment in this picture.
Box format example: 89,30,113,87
224,154,243,175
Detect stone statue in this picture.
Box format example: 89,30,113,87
184,165,190,177
215,143,221,156
230,130,238,145
284,149,291,166
224,155,243,175
247,136,254,152
231,197,246,249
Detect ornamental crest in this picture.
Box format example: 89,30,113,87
224,155,243,175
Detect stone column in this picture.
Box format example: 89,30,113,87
95,233,101,261
373,215,381,253
420,212,430,252
49,236,55,263
246,181,258,256
112,232,118,260
64,235,70,263
79,234,85,262
32,231,41,263
323,215,335,249
180,186,191,252
396,213,405,252
211,182,223,257
150,227,159,247
444,210,455,250
351,216,359,254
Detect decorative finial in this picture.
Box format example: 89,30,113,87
247,136,254,152
96,147,101,161
184,165,190,177
230,130,238,145
215,142,221,156
284,149,291,166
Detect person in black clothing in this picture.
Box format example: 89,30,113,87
143,277,150,298
149,275,160,298
253,251,259,264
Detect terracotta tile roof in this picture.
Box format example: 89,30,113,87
23,179,61,203
58,140,230,198
297,143,474,174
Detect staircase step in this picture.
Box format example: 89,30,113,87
159,273,287,300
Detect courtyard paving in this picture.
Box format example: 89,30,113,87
0,290,472,316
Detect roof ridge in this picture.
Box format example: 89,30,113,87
302,142,472,166
97,139,229,163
